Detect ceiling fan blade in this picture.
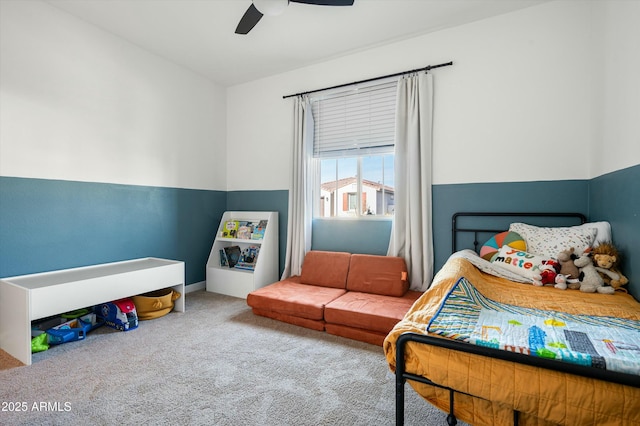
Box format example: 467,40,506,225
235,4,264,34
290,0,354,5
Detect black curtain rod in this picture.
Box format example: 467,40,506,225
282,61,453,99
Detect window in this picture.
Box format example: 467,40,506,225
311,80,396,218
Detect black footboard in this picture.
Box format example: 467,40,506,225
395,332,640,425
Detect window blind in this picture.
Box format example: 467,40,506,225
311,80,397,158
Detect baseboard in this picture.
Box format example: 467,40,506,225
185,281,205,293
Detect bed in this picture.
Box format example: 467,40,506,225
384,212,640,426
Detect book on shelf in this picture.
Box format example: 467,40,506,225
227,220,269,240
223,245,242,268
219,249,228,267
236,222,253,239
222,220,240,238
251,220,268,240
234,262,256,271
233,246,260,270
218,245,260,270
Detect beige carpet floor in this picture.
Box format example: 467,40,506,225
0,290,467,426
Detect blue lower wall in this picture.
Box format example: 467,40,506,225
0,177,226,285
1,167,637,297
589,165,639,299
431,180,590,274
312,219,392,255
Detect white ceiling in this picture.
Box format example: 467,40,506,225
45,0,548,87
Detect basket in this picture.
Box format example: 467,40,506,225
132,288,180,320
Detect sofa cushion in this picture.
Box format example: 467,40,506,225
324,323,387,346
324,290,422,334
251,308,325,332
299,250,351,289
346,254,409,296
247,279,346,321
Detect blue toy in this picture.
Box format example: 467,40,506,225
96,298,139,331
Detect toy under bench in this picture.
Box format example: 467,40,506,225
0,257,185,365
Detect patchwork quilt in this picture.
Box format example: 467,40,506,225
427,277,640,375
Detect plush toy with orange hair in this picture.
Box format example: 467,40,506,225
591,243,629,292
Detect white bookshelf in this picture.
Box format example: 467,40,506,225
206,211,278,298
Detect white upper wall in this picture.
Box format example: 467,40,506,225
1,1,636,192
0,0,227,191
227,0,639,190
594,0,640,178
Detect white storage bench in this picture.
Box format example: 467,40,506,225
0,257,185,366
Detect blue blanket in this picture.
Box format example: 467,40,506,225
427,277,640,375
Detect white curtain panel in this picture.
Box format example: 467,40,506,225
282,96,314,279
387,73,434,291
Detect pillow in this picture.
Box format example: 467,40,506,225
575,221,612,247
508,222,597,259
490,246,547,279
479,231,527,261
346,254,408,297
300,251,351,288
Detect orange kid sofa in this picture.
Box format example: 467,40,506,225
246,251,422,346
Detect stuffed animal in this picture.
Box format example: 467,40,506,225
591,243,629,292
556,248,581,289
532,259,567,289
574,252,615,294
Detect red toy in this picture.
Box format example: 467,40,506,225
532,259,567,289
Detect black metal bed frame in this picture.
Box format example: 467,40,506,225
395,212,640,426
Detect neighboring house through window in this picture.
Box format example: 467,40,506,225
320,171,394,217
311,79,396,218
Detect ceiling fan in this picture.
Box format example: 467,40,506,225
235,0,355,35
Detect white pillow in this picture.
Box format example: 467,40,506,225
575,221,611,247
508,222,597,259
490,246,547,280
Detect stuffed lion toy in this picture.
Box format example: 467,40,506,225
591,243,629,292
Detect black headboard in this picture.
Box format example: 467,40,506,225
452,212,587,254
